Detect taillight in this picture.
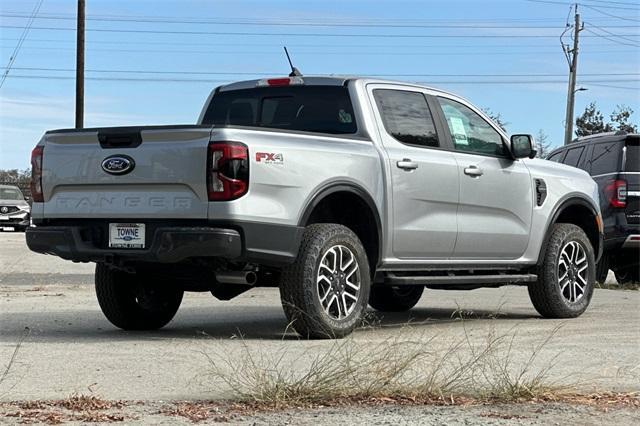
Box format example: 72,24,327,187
30,145,44,202
605,179,627,208
207,142,249,201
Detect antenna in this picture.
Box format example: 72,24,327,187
283,46,302,77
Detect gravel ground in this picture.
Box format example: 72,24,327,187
1,231,638,424
1,399,638,425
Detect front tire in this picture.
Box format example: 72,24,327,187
369,286,424,312
280,224,371,339
528,223,595,318
95,263,183,330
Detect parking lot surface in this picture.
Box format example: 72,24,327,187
1,231,639,424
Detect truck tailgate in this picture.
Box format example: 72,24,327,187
41,125,212,219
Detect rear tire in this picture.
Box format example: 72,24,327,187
528,223,595,318
614,267,640,285
280,224,371,339
369,286,424,312
95,263,183,330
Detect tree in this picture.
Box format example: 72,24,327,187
535,129,553,158
0,169,31,196
575,102,612,137
610,105,638,134
482,108,508,132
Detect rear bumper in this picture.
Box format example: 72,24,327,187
26,221,304,266
26,226,242,263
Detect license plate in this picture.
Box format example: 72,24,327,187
0,216,8,221
109,223,145,248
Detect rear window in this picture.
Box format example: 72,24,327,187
201,86,357,135
589,142,622,175
625,138,639,172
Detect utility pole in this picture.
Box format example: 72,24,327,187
75,0,85,129
563,4,583,145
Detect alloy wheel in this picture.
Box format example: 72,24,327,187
557,240,588,303
316,245,361,320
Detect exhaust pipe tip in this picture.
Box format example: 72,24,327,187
216,270,258,286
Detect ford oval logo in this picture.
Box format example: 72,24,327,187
101,155,135,175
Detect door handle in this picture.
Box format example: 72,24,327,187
464,165,483,177
397,159,418,170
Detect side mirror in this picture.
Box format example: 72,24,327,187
510,134,536,159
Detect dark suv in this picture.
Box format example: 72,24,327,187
547,132,639,284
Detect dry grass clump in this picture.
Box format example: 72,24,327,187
204,325,571,407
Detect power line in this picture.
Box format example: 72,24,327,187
2,12,640,28
586,82,640,90
581,4,640,22
4,66,638,78
584,27,640,46
585,22,640,46
2,74,638,84
1,45,633,56
525,0,640,10
0,37,628,49
0,0,44,88
581,0,640,7
1,10,632,24
1,24,638,38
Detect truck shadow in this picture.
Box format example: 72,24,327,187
0,305,539,343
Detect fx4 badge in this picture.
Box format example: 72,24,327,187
255,152,284,164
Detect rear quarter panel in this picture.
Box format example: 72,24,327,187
207,127,384,226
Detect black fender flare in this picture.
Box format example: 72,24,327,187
537,196,603,266
298,181,383,265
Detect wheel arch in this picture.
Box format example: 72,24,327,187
538,196,603,266
298,181,383,270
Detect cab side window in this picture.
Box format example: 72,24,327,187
373,89,440,148
437,97,507,157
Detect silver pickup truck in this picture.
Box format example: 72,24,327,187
26,76,603,338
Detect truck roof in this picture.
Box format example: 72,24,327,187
217,75,457,97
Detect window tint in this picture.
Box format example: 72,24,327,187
625,139,639,172
589,142,622,175
202,86,357,134
373,89,439,147
437,97,506,157
547,151,564,162
563,147,584,167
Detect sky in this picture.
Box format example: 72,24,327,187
1,0,639,169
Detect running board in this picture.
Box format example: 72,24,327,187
384,272,537,286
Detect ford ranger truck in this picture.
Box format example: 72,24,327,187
26,76,603,338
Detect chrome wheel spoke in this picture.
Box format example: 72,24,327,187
316,244,361,321
557,240,590,304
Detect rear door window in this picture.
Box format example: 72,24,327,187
373,89,440,148
563,147,585,167
589,142,622,175
202,86,357,134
